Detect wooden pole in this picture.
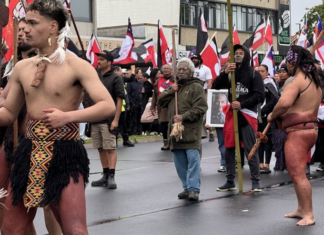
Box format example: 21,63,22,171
200,31,217,56
227,0,243,195
172,29,178,115
64,0,87,59
13,17,19,151
5,0,9,6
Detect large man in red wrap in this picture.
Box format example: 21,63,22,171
268,45,322,226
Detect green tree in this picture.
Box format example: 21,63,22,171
298,0,324,38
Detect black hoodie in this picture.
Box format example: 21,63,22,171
212,45,265,114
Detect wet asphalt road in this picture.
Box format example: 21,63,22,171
32,139,324,235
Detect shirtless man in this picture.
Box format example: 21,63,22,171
268,45,322,226
0,1,115,234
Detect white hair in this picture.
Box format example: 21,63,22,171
177,58,195,73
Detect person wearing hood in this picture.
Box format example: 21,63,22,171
213,44,265,192
90,50,125,189
277,64,289,96
158,58,207,201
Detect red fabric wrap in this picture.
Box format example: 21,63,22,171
223,105,258,148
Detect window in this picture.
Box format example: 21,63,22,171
247,8,253,31
70,0,92,22
216,3,221,29
208,6,215,28
232,6,237,30
181,3,197,26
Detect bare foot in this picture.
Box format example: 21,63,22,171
284,210,302,219
296,217,316,226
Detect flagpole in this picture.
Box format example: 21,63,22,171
227,0,243,195
64,0,87,59
92,30,102,51
13,17,19,151
199,31,217,56
171,29,178,115
19,0,26,13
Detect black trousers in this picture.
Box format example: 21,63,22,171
118,111,129,142
129,105,142,135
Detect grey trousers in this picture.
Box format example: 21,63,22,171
225,124,260,182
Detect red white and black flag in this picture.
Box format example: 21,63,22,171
66,39,80,57
201,37,221,80
297,15,308,48
196,9,220,79
220,25,240,67
86,33,101,67
243,19,266,51
114,18,138,64
264,16,273,47
2,0,33,62
157,19,169,68
196,8,209,54
140,38,157,67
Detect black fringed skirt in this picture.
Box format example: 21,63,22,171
10,120,89,208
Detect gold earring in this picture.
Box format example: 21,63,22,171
48,37,52,46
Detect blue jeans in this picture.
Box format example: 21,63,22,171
173,149,200,192
216,128,225,166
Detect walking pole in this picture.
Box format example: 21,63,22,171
13,17,19,151
227,0,243,195
64,0,87,59
170,28,184,141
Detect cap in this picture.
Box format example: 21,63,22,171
190,53,203,63
233,44,248,52
95,50,114,62
121,68,127,73
278,64,288,73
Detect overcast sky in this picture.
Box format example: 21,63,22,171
290,0,322,34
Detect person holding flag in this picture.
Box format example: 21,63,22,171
213,44,264,192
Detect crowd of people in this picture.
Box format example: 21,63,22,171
0,0,323,233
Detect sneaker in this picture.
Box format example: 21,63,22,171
218,166,226,172
209,133,215,142
252,182,262,192
316,164,324,172
107,175,117,189
91,174,108,187
178,190,189,199
188,191,199,201
216,182,236,191
123,140,135,147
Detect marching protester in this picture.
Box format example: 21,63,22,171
151,64,174,150
127,67,143,135
90,50,125,189
277,65,289,96
257,64,278,174
158,58,207,201
213,44,265,192
141,72,153,111
114,66,135,147
0,1,115,234
268,45,321,226
190,53,214,141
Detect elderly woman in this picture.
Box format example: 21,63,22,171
158,58,207,201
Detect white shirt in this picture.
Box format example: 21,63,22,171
193,64,212,90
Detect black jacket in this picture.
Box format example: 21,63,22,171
90,69,125,124
212,47,265,113
142,81,153,109
127,78,143,106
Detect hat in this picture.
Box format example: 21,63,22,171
278,64,288,73
190,53,203,63
95,50,114,62
121,68,127,74
233,44,248,52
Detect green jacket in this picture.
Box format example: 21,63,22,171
158,78,208,150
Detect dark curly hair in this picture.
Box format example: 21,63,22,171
286,45,320,88
27,0,68,31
